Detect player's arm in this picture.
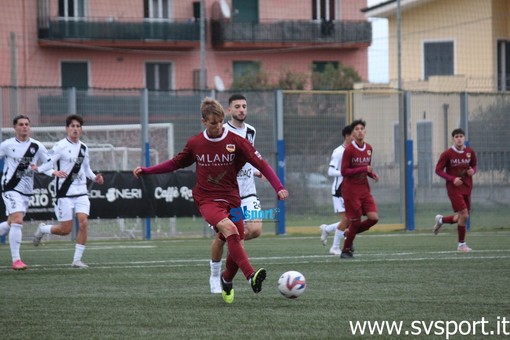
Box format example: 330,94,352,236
243,143,287,199
466,150,477,176
133,144,194,177
82,149,103,184
435,152,456,182
33,144,64,177
327,150,341,177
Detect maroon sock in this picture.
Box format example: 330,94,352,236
357,218,378,234
457,225,466,243
225,234,254,279
222,252,239,282
342,220,361,252
443,215,456,224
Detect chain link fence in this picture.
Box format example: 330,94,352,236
0,87,508,241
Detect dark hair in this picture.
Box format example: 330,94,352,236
451,128,465,137
342,125,353,138
13,114,30,125
66,114,84,127
228,94,247,105
350,119,366,129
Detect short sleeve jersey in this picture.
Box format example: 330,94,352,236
0,137,49,195
37,138,97,197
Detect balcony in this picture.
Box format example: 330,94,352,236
211,19,371,50
38,17,201,50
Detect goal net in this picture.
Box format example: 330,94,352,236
1,123,174,171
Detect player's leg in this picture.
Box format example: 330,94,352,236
356,195,379,234
209,233,225,294
71,197,91,268
34,198,74,246
341,197,362,258
320,196,343,247
434,192,461,234
0,221,9,236
329,215,347,255
243,196,263,240
330,197,348,254
4,192,29,270
456,194,471,252
8,211,26,270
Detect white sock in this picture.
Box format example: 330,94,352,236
210,260,222,278
9,223,23,262
0,221,9,236
73,244,86,262
332,229,345,248
40,224,53,234
325,222,338,233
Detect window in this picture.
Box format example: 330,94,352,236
144,0,172,19
233,61,260,80
58,0,86,18
312,0,336,21
232,0,259,23
61,61,88,89
146,63,172,91
424,41,454,80
497,40,510,91
312,61,339,89
313,61,339,73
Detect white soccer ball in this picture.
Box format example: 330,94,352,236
277,270,306,299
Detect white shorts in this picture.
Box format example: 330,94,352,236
241,195,261,221
55,196,90,221
332,196,346,214
2,191,29,216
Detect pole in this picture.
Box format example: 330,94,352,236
275,90,286,235
396,0,408,229
199,0,206,91
9,32,18,117
140,89,151,240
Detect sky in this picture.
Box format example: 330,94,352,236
367,0,389,83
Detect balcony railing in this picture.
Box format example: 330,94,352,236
38,17,201,48
211,19,371,49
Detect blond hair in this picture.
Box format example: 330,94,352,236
200,97,225,120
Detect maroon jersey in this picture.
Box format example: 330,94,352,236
435,146,477,195
144,128,280,206
341,141,374,197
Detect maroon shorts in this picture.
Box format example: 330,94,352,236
197,200,245,239
448,191,470,213
344,192,378,219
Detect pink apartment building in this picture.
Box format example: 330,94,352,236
0,0,371,91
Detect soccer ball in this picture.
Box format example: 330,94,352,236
277,271,306,299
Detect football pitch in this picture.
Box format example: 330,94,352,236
1,230,509,339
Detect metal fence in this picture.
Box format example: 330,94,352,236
0,87,508,241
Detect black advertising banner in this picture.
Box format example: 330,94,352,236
0,171,199,220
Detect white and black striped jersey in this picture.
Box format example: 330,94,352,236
224,121,258,198
37,138,97,198
0,137,49,196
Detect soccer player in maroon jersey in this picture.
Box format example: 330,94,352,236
433,128,477,252
133,97,288,303
340,119,379,259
